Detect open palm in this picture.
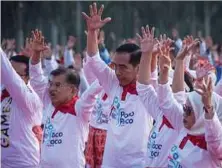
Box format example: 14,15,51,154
31,29,48,52
136,25,155,53
82,3,111,31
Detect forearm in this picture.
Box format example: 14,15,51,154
205,113,222,158
78,70,89,95
83,61,97,85
151,54,158,73
85,52,117,95
138,52,152,85
87,30,99,57
31,51,41,65
172,60,185,93
158,71,169,85
29,61,48,100
76,80,102,122
157,83,184,130
1,48,32,108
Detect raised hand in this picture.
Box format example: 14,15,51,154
30,29,48,52
82,2,111,31
136,25,155,53
176,36,199,60
196,60,215,80
194,76,214,118
20,38,32,57
158,40,173,73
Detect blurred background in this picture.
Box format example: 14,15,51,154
1,1,222,52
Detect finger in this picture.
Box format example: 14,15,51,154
208,77,213,91
159,34,163,42
38,31,42,42
163,34,166,41
93,2,97,15
194,88,204,96
35,29,39,40
98,4,104,16
145,25,150,35
27,38,31,46
84,30,88,36
41,36,45,45
30,38,33,46
151,27,155,38
101,17,112,24
145,25,150,36
32,30,36,39
141,27,147,38
202,76,208,91
89,5,93,16
136,33,142,41
82,12,91,20
25,38,29,47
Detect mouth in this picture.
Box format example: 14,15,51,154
49,92,56,99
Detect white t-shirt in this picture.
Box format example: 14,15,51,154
157,82,222,168
85,52,153,168
137,83,181,167
30,62,102,168
83,58,111,130
90,90,111,130
1,48,43,168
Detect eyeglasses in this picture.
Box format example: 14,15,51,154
48,82,71,90
183,104,193,116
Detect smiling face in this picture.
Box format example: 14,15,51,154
183,99,196,130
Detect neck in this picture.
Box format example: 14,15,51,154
121,78,136,87
52,94,76,107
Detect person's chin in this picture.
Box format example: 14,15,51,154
183,119,189,129
50,97,58,105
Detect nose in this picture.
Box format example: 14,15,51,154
49,84,57,92
115,67,122,77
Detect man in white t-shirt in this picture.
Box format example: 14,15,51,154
82,3,153,167
1,49,43,168
29,30,101,168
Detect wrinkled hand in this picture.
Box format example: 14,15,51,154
82,2,111,31
30,29,48,52
136,25,155,53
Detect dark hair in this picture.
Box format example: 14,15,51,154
10,55,30,76
50,67,80,88
67,65,74,69
115,43,141,67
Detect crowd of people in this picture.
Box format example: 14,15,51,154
1,3,222,168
